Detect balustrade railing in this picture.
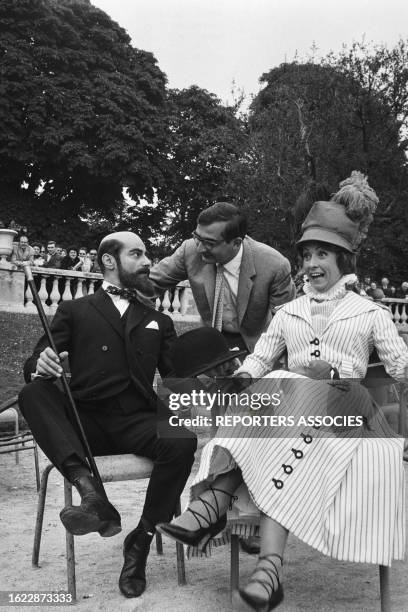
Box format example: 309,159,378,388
20,268,199,319
382,298,408,329
2,263,407,328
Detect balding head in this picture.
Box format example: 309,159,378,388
97,232,139,273
97,231,151,290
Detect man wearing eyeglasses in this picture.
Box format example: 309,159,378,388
149,202,296,353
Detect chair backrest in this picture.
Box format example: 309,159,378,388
0,395,40,489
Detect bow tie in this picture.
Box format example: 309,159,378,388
105,285,139,303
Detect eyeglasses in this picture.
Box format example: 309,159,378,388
192,231,225,250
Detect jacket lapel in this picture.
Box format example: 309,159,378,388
125,300,149,336
90,289,124,339
236,238,256,325
124,302,158,406
279,295,313,328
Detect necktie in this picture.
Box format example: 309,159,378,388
105,285,139,303
212,265,224,331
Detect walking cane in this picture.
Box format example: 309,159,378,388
22,262,103,485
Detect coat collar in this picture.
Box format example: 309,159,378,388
90,289,148,338
282,291,380,332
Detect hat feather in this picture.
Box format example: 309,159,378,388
331,171,379,248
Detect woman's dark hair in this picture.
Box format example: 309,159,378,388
297,241,357,275
197,202,247,241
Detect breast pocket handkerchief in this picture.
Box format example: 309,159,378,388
145,321,159,330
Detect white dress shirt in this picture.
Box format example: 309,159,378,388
102,281,129,317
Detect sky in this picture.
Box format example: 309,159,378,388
91,0,408,106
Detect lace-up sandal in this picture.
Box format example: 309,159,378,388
234,554,284,612
157,486,238,552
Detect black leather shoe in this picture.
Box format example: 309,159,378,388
119,528,153,598
59,475,121,537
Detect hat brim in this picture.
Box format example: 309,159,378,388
297,228,355,253
166,348,248,379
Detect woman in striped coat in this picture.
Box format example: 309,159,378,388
158,173,408,611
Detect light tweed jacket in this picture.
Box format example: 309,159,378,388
149,236,296,351
239,290,408,380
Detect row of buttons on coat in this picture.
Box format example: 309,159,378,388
272,433,313,489
310,337,320,357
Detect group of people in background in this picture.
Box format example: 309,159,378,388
10,236,101,273
361,276,408,300
8,233,408,302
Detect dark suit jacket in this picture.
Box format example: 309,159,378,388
149,236,296,351
43,253,62,269
24,289,176,408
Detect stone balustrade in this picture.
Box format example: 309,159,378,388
0,265,200,321
1,264,407,329
382,298,408,329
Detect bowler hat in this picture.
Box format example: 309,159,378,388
168,327,247,378
297,201,359,253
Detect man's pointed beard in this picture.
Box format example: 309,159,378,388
117,262,152,292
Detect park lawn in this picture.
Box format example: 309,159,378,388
0,312,44,403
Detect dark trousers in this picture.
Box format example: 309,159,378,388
19,381,197,527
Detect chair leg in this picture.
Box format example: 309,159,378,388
64,479,77,602
379,565,391,612
174,499,186,586
155,532,163,555
32,464,54,566
33,442,40,492
230,534,240,599
14,409,19,465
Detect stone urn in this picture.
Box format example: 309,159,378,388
0,228,17,269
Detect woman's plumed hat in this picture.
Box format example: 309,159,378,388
297,171,379,253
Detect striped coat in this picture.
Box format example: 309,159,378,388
237,291,408,381
191,291,408,565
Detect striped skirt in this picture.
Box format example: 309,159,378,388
190,374,405,566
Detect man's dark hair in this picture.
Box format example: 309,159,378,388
47,240,56,247
97,238,123,273
197,202,247,242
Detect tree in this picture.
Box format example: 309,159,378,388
129,85,247,251
0,0,168,243
227,45,408,279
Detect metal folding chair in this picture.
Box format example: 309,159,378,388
32,454,186,600
0,395,40,490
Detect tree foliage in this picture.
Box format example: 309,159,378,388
0,0,168,243
128,85,246,252
227,42,408,279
